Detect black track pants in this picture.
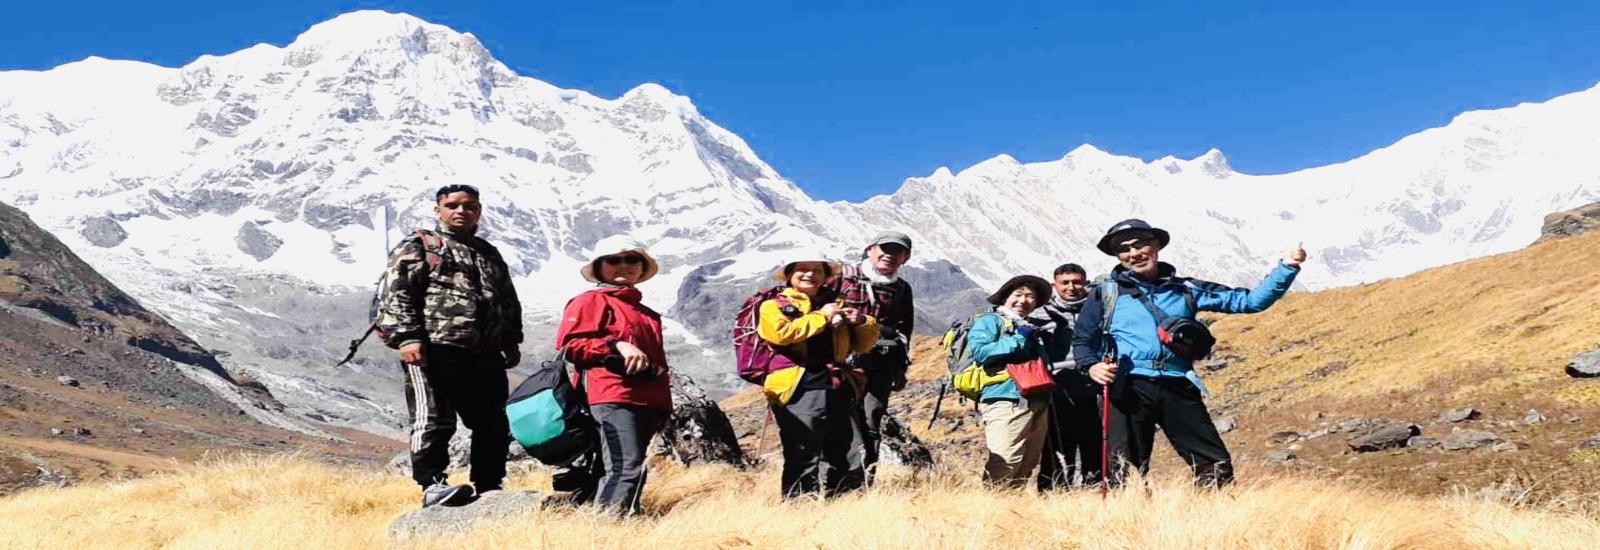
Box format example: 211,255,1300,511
773,386,863,499
855,371,895,485
1038,377,1105,490
402,344,510,490
1105,376,1233,488
552,404,664,514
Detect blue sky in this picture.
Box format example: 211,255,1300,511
4,1,1599,201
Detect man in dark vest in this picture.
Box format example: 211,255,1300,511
1030,262,1100,490
376,184,524,507
833,231,915,485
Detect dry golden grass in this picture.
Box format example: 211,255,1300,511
1,454,1597,549
1205,230,1600,405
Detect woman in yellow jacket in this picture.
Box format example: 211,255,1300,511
758,254,879,499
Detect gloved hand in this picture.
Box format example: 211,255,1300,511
1014,325,1036,338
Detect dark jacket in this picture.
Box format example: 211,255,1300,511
376,226,523,351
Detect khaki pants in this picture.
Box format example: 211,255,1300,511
980,398,1050,488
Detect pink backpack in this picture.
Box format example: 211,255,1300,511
731,286,792,384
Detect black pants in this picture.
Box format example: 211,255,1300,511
855,370,895,485
402,344,509,490
773,385,863,499
1106,376,1233,488
1038,373,1104,490
551,404,664,514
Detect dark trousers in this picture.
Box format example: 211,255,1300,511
551,404,664,514
855,371,895,485
1038,374,1104,490
773,386,863,499
1106,376,1233,488
402,344,509,490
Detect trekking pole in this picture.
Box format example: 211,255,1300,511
1100,381,1110,500
927,379,948,430
756,409,774,455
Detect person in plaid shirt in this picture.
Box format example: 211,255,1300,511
832,231,915,485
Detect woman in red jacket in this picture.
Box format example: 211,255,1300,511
554,236,672,515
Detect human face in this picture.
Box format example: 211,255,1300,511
596,253,645,286
1054,272,1089,302
1004,287,1040,316
435,191,483,233
866,243,910,276
1114,233,1161,280
787,262,831,296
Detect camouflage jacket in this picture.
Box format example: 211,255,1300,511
376,227,523,351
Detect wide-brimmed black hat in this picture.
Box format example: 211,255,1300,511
1096,218,1171,256
987,275,1053,306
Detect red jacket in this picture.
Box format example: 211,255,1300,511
556,285,672,410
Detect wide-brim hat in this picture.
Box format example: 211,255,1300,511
1096,218,1171,256
771,252,845,283
987,275,1053,306
581,236,660,284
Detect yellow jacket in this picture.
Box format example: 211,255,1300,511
757,287,879,366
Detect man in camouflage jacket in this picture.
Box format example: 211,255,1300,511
377,184,523,508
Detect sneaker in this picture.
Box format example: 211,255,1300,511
421,483,475,508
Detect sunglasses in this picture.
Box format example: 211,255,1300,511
1115,237,1159,253
602,255,644,266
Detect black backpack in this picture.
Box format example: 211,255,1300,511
506,352,596,466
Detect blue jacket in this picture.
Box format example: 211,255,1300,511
1071,261,1299,388
967,312,1047,402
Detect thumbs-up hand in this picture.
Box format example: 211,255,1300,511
1284,242,1308,267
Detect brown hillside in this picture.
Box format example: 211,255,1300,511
0,202,394,492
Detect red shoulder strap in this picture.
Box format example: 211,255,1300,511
413,230,444,271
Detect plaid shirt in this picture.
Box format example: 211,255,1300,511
833,263,915,345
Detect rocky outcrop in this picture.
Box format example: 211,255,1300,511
235,221,283,261
1348,423,1420,452
877,414,934,469
1566,349,1600,378
655,372,745,467
1539,202,1600,240
1441,429,1502,451
388,490,562,539
78,216,128,248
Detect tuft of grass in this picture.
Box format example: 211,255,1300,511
2,455,1598,549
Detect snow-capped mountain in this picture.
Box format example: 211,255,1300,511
3,11,1596,435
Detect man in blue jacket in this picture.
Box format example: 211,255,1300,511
1071,219,1306,487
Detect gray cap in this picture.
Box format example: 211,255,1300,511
866,231,913,252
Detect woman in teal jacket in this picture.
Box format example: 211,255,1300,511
967,274,1054,487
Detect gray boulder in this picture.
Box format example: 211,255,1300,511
1407,436,1441,449
235,221,283,261
79,216,128,248
1567,349,1600,378
1213,416,1237,435
877,414,934,469
1441,429,1502,451
1577,434,1600,451
55,375,80,388
388,490,561,540
1264,450,1295,463
1348,423,1420,452
1335,418,1381,433
1439,408,1479,423
1523,409,1545,424
655,372,744,466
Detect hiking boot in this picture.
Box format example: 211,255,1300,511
421,482,475,508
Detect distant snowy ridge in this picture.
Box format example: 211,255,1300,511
3,10,1597,434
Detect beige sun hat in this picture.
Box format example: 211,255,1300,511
770,251,845,283
580,235,660,284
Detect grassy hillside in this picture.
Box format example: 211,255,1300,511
1,455,1596,549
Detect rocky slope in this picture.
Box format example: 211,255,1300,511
0,200,391,492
